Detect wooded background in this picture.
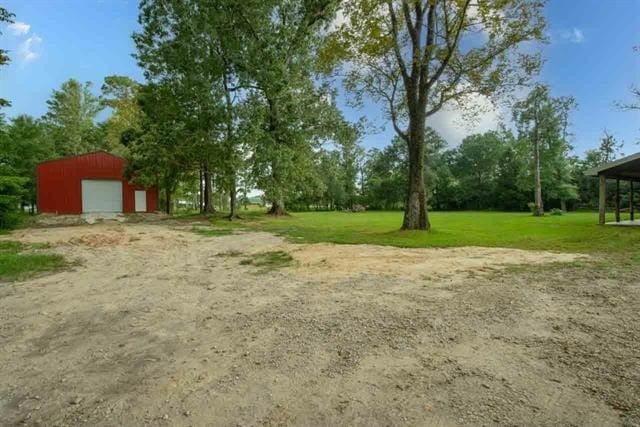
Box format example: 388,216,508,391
1,1,638,229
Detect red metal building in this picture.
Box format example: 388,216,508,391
36,151,158,214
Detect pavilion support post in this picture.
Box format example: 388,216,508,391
615,179,621,222
598,174,606,225
631,181,635,222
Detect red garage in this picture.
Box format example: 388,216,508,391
36,151,158,214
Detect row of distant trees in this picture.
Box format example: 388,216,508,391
287,123,626,214
0,71,627,216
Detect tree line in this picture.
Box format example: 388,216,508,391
286,102,627,214
0,74,626,218
1,1,638,230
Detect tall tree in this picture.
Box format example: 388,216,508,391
513,84,576,216
0,115,55,210
575,132,623,209
134,0,346,216
125,83,192,214
0,6,31,226
323,0,545,229
0,113,27,229
595,130,623,164
228,0,340,215
244,84,347,214
44,79,103,155
135,0,250,216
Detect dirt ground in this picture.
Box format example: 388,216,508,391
0,223,638,426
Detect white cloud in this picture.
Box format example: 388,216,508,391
18,34,43,64
570,28,585,43
428,93,505,146
559,27,585,44
7,21,30,36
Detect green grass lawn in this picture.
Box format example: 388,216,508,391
210,210,640,254
0,240,67,282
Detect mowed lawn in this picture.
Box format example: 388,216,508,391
213,210,640,255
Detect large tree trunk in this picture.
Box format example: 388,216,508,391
165,189,172,215
560,199,567,212
228,187,238,218
265,96,289,217
402,123,430,230
266,155,287,216
199,166,204,213
226,175,241,220
222,73,240,220
533,136,544,216
203,166,214,214
268,199,287,216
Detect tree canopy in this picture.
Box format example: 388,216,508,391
0,0,636,230
0,6,15,108
321,0,546,229
44,79,104,156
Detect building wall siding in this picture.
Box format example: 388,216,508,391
36,151,158,214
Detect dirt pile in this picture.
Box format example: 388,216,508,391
63,233,132,247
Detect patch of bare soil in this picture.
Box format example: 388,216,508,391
0,223,638,426
290,243,585,281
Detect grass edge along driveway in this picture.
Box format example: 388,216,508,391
208,210,640,256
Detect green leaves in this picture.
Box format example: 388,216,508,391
44,79,103,156
100,76,142,156
321,0,547,227
0,174,26,229
0,115,54,207
513,84,578,209
0,6,15,107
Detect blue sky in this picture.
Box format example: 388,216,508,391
1,0,639,157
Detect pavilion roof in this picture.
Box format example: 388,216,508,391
585,152,640,180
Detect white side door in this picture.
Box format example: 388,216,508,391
135,190,147,212
81,180,123,213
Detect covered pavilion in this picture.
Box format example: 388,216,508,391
586,152,640,225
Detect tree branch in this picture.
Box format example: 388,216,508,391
423,0,471,92
386,1,410,84
388,76,409,142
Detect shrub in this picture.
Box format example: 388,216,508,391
0,175,26,230
550,208,564,216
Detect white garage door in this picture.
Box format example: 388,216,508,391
81,180,123,213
